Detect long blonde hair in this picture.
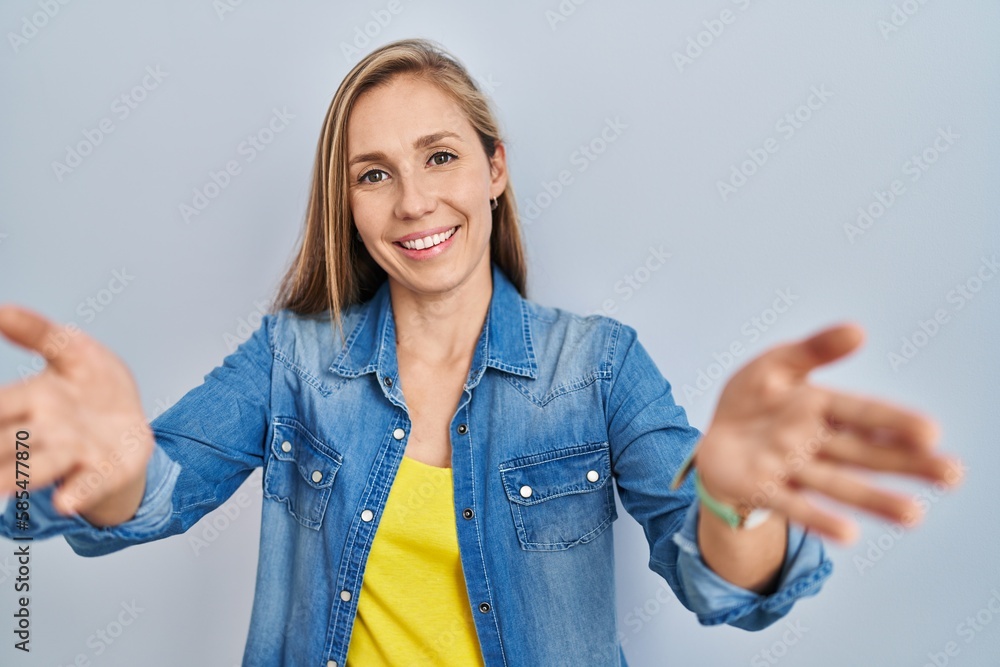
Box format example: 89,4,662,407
272,38,527,341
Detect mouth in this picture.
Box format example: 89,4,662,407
393,225,459,258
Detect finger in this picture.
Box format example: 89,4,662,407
761,322,865,379
0,377,37,425
818,431,961,484
54,449,144,516
825,392,939,451
0,304,80,372
0,415,39,471
51,464,94,515
0,457,74,499
766,485,858,543
0,429,80,497
790,460,919,524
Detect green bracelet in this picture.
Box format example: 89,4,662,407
693,470,745,530
670,447,772,531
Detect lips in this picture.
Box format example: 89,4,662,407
394,225,459,251
392,225,460,260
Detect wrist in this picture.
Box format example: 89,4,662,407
693,469,773,532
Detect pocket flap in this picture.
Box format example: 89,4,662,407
271,419,343,490
499,442,612,507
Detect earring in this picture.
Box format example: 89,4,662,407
490,196,498,211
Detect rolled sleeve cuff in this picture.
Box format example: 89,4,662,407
671,501,833,630
0,444,181,556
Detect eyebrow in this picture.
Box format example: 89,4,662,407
348,131,464,168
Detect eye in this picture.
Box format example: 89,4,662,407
359,168,387,184
429,151,457,166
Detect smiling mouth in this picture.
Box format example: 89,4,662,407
394,226,459,251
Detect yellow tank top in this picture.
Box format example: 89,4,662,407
346,454,485,666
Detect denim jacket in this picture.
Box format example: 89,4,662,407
1,261,832,666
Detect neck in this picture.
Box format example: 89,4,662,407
389,258,492,366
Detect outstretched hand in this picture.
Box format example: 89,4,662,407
693,323,963,544
0,304,153,524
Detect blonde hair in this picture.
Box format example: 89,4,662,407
272,38,527,341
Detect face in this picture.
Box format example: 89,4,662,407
346,74,507,298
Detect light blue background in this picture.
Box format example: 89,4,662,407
0,2,997,665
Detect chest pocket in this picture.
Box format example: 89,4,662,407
499,441,617,551
263,417,343,530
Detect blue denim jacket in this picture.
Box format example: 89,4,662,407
1,262,832,666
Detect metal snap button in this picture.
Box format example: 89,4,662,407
361,509,374,522
393,428,406,440
478,602,491,613
457,423,468,435
311,470,323,484
280,441,292,453
519,485,532,499
340,590,352,602
383,376,393,387
587,470,599,482
462,508,474,519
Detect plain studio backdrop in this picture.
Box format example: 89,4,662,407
1,2,998,666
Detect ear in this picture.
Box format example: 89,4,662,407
488,141,508,198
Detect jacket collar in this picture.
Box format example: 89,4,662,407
328,262,537,389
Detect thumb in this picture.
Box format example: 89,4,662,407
0,304,79,372
766,322,865,378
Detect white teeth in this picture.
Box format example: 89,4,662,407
401,226,456,250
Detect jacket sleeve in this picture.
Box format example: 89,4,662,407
0,313,275,557
605,321,833,630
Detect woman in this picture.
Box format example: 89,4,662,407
0,39,960,666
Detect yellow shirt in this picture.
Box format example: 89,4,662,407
346,454,485,667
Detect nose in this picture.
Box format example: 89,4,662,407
393,172,436,220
